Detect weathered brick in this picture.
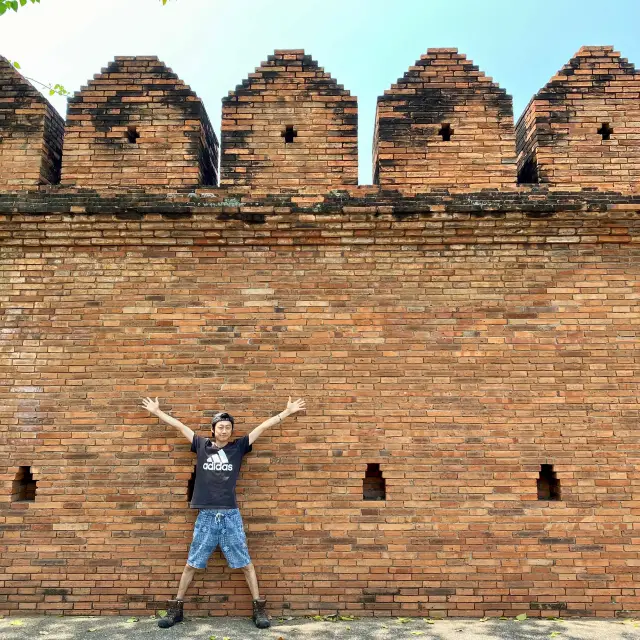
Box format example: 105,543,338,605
1,44,640,621
516,46,640,191
221,50,357,192
60,56,218,188
0,56,64,189
374,48,517,191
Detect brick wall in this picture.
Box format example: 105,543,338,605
60,56,218,188
374,49,517,191
1,190,640,619
221,50,358,192
516,46,640,191
2,44,640,621
0,56,64,188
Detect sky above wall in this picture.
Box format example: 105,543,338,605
1,0,639,185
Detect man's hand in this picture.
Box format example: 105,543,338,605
141,397,194,444
142,397,160,416
285,396,306,416
248,397,306,446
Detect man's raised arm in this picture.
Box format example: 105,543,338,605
142,397,194,444
248,396,306,446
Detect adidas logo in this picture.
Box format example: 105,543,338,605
203,449,233,472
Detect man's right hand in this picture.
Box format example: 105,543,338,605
142,397,160,416
142,397,194,444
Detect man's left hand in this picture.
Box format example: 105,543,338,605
285,396,306,415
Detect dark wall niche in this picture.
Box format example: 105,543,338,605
518,156,539,184
127,126,140,144
597,122,613,140
282,125,297,144
537,464,561,501
12,466,37,502
363,463,386,500
438,123,454,141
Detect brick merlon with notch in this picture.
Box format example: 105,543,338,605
373,48,517,192
516,46,640,191
60,56,218,189
2,46,640,193
0,55,64,189
221,49,358,193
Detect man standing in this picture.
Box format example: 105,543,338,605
141,396,306,629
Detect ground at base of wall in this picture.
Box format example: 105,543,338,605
1,615,640,640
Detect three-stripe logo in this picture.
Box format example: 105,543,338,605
203,449,233,472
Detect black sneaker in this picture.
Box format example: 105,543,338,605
158,599,184,629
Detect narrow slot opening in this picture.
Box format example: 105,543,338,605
518,157,539,184
537,464,561,501
127,126,140,144
281,125,297,144
12,466,37,502
363,463,386,500
438,123,453,141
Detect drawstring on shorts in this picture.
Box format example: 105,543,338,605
214,511,228,536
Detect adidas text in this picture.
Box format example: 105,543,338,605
203,462,233,472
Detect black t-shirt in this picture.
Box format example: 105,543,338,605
189,434,252,509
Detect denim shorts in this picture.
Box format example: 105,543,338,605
187,509,251,570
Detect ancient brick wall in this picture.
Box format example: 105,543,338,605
374,49,517,191
1,190,640,619
221,50,358,193
61,56,218,188
516,46,640,191
0,56,64,188
1,46,640,620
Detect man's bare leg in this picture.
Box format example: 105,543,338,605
177,563,198,600
242,563,270,628
240,562,260,600
159,563,197,629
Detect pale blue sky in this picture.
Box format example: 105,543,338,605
2,0,639,184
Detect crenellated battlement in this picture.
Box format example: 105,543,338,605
0,55,64,189
60,56,218,188
1,46,639,194
374,48,516,192
221,50,358,193
4,45,640,622
516,46,640,191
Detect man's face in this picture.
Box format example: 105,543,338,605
212,420,233,444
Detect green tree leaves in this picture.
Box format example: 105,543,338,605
0,0,171,17
48,83,69,96
0,0,41,17
1,0,171,96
